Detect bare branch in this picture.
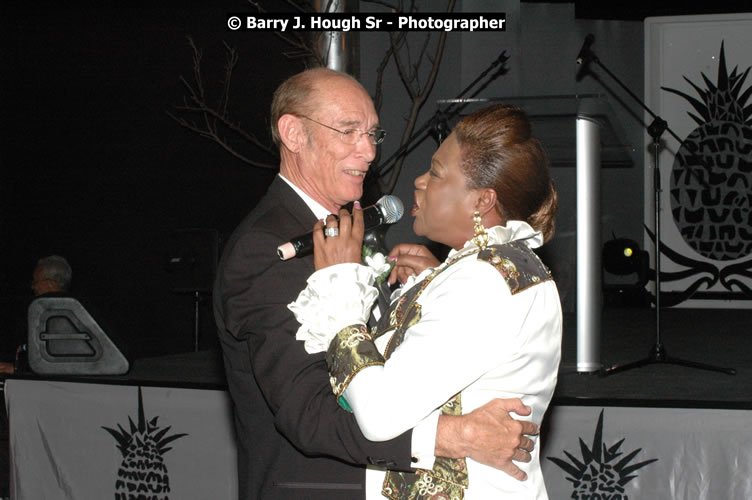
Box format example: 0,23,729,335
372,32,402,113
171,0,462,189
361,0,399,10
169,2,325,173
412,32,432,94
382,0,455,193
249,0,323,65
173,95,274,154
270,0,314,12
170,36,278,168
248,0,312,13
219,42,239,117
187,37,205,100
389,31,416,100
416,8,451,105
167,111,276,169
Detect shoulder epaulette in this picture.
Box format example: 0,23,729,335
478,240,552,295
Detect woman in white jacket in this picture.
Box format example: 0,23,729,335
290,104,562,500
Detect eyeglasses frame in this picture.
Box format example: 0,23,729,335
297,115,387,145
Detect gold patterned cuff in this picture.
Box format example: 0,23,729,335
326,324,384,403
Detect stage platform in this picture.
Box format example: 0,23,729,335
555,306,751,405
545,306,751,499
125,304,751,406
3,305,750,499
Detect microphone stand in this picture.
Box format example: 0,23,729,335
372,50,509,180
576,42,736,376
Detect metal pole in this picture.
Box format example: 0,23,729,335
194,290,200,352
652,141,662,346
576,116,602,373
314,0,359,76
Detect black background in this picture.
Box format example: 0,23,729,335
1,4,302,361
2,1,749,363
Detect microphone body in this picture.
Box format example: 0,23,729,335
576,33,595,65
277,195,404,260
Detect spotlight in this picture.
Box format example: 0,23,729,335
603,238,644,277
602,237,649,306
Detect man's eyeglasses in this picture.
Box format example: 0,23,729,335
298,115,387,145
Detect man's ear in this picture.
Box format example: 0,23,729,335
278,114,304,153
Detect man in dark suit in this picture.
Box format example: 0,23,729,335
214,68,539,499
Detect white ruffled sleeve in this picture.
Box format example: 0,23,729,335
288,263,379,354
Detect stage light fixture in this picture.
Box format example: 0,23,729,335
602,237,650,306
603,238,646,277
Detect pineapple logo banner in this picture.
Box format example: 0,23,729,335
5,379,238,499
540,405,752,499
644,15,752,307
7,379,751,499
546,409,658,499
103,387,188,499
662,42,751,264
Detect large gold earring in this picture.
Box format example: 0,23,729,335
472,211,488,250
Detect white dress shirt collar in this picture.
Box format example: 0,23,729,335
278,173,333,221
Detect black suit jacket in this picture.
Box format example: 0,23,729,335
214,176,413,499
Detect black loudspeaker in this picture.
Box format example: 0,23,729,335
166,228,219,293
28,297,129,375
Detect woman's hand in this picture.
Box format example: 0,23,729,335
387,243,440,285
312,201,365,271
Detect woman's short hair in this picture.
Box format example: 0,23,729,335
454,104,558,242
37,255,72,292
270,67,362,148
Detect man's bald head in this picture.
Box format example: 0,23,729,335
270,68,366,148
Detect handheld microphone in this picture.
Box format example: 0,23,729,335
576,34,595,65
277,195,404,261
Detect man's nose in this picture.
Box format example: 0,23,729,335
356,134,377,162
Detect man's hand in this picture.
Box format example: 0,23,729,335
312,204,364,271
435,398,538,481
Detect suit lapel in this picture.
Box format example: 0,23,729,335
268,176,319,234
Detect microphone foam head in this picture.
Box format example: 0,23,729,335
376,195,404,224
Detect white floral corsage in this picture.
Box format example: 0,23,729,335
362,245,394,285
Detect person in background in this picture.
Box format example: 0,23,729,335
0,255,72,375
213,68,540,499
30,255,72,298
